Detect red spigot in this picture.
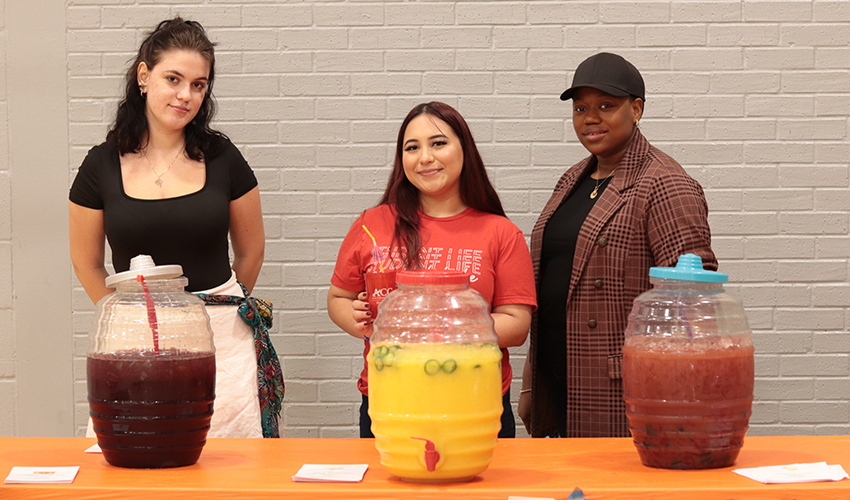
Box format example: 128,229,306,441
411,437,440,472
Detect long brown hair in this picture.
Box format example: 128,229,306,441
106,17,227,160
378,102,506,268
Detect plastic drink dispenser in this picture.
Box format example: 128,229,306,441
623,254,754,469
87,255,216,468
368,271,502,482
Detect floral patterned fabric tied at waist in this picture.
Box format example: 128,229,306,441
196,283,284,438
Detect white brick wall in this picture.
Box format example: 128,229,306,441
58,1,850,438
0,0,16,435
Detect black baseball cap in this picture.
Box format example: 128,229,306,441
560,52,645,101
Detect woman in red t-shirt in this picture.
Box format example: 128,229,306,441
328,102,537,438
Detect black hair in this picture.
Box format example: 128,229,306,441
106,17,227,160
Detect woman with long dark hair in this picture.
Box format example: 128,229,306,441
328,102,537,438
69,18,282,438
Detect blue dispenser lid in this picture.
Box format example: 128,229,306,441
649,253,728,283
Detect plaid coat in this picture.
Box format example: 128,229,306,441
527,130,717,437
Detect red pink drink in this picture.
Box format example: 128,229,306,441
88,348,215,468
365,270,397,320
623,337,754,469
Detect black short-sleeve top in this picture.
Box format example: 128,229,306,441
69,140,257,292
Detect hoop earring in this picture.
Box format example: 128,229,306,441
139,86,147,98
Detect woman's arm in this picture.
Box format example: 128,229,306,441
491,303,533,348
229,186,265,294
646,172,717,270
327,285,372,340
495,302,533,433
69,201,112,304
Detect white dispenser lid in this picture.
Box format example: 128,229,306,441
104,254,183,287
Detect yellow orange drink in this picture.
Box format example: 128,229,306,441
368,342,502,482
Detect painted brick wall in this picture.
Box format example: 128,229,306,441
65,1,850,438
0,0,15,436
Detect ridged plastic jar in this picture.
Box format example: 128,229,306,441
87,255,216,468
623,254,754,469
368,270,502,482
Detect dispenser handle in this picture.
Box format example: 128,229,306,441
411,437,440,472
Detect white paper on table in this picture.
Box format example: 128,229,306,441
4,466,80,484
733,462,849,484
84,444,101,453
292,464,369,483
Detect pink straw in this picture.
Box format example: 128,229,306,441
136,275,160,355
362,225,385,272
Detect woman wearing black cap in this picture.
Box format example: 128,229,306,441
519,52,717,438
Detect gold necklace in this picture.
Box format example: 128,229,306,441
590,168,617,199
145,147,184,187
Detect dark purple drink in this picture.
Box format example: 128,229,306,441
88,348,215,468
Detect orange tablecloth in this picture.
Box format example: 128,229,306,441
1,435,849,499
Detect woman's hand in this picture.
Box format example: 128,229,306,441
328,285,373,340
352,291,374,339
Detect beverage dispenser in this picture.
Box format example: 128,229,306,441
624,254,754,469
368,270,502,482
87,255,216,468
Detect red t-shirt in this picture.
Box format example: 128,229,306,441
331,205,537,396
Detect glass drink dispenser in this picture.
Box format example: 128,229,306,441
87,255,216,468
368,270,502,482
623,254,754,469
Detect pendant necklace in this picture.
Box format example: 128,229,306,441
146,147,184,187
590,168,618,199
